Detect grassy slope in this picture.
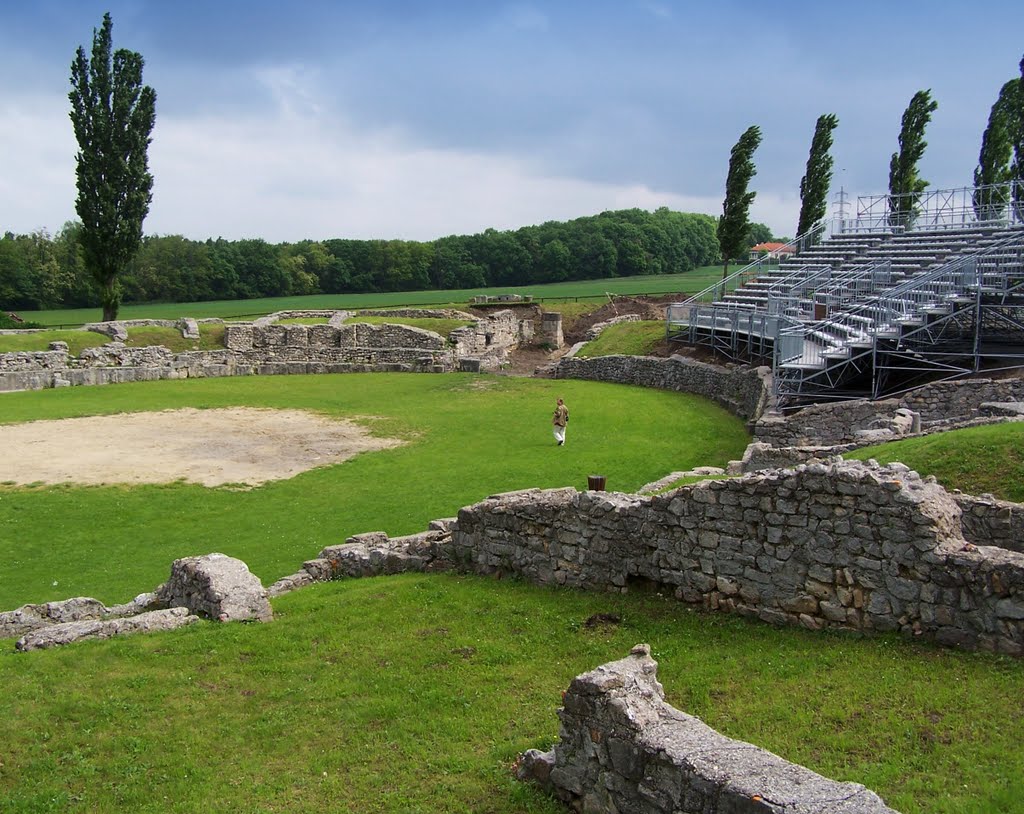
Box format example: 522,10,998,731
2,380,1024,813
18,266,727,326
0,324,226,354
575,320,666,358
1,574,1021,814
0,375,747,608
846,423,1024,502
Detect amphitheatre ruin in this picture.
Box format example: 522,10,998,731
2,183,1024,813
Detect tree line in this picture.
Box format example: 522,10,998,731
0,207,769,312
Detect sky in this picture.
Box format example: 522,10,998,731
1,1,1022,244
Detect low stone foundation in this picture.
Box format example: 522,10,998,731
1,553,271,650
269,461,1024,656
518,644,899,813
554,354,769,422
0,309,533,392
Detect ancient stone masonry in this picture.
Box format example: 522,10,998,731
518,644,900,814
156,553,272,623
0,309,532,392
585,313,641,340
554,355,770,422
450,462,1024,655
284,462,1024,656
955,493,1024,554
1,553,271,650
754,378,1024,449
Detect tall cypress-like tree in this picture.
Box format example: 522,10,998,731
888,90,938,229
1012,54,1024,220
717,125,762,277
973,79,1018,221
796,113,839,239
69,13,156,321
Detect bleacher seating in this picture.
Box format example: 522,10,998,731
666,187,1024,404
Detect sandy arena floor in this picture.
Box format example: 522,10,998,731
0,407,403,487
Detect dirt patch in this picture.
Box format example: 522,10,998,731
0,407,403,488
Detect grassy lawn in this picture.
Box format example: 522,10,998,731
0,324,226,355
0,573,1021,814
575,320,666,357
343,315,475,335
846,423,1024,502
17,267,726,327
2,375,1023,813
0,375,748,609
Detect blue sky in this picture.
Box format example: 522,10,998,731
1,1,1022,243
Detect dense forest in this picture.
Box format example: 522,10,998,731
0,208,773,311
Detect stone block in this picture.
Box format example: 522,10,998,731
156,553,272,623
16,608,196,651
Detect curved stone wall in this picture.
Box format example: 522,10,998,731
554,355,770,422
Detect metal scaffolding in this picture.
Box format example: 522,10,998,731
666,181,1024,408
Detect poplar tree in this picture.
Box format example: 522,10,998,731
717,125,762,277
887,90,938,229
69,13,156,322
796,113,839,239
1012,54,1024,220
973,79,1017,221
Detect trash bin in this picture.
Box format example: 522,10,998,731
587,475,607,491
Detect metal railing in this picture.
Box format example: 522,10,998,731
849,181,1024,234
667,223,828,313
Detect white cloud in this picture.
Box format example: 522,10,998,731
0,96,79,234
0,87,802,245
144,102,731,242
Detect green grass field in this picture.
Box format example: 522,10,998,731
574,320,666,358
0,375,747,608
2,376,1023,813
0,324,226,355
846,423,1024,502
16,266,727,327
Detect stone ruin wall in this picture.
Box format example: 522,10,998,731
518,644,899,814
554,354,770,422
0,309,530,392
299,460,1020,656
753,377,1024,448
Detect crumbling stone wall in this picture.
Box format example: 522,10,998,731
754,378,1024,448
224,321,456,371
302,461,1023,655
0,309,530,392
554,355,769,422
956,493,1024,554
2,553,271,651
518,644,899,813
448,462,1024,654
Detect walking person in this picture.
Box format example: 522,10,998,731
552,397,569,446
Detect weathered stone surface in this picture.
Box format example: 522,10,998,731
438,460,1024,654
84,321,128,341
266,572,315,597
156,553,272,622
15,608,196,651
1,309,530,391
178,317,200,340
519,645,900,813
0,596,109,638
555,354,769,421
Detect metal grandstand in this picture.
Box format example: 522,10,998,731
666,181,1024,408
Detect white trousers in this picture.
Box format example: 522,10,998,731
553,425,566,444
